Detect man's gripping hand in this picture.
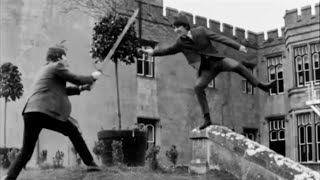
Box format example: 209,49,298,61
91,71,102,80
79,83,94,91
138,47,154,56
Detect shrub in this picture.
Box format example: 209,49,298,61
112,140,124,165
0,147,18,168
0,153,10,168
71,146,82,166
7,148,20,165
92,140,106,160
165,145,178,167
38,149,47,165
145,145,161,171
52,150,64,168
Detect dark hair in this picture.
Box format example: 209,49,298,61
46,47,66,62
173,13,191,30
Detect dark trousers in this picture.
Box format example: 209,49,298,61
6,112,94,180
194,57,260,115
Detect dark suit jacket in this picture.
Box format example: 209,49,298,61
153,26,241,68
23,60,95,121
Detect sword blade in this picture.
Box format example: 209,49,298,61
99,8,140,71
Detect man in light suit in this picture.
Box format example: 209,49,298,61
140,13,276,130
2,46,102,180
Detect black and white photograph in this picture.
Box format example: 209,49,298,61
0,0,319,179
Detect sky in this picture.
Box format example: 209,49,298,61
163,0,319,36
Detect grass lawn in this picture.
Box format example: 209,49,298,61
0,165,239,180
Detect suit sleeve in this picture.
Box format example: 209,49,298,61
204,27,241,50
55,61,95,85
66,86,81,96
152,41,181,56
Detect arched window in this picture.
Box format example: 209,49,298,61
243,128,258,142
267,55,284,95
268,119,286,156
270,131,277,141
241,67,254,94
316,123,320,162
277,65,284,93
312,48,320,83
294,43,320,86
297,113,318,162
146,124,155,143
137,117,159,150
303,55,310,83
278,130,285,140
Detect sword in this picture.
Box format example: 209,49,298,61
90,8,140,89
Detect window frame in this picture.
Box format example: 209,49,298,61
241,66,255,94
311,43,320,85
137,117,159,150
268,118,286,142
266,54,284,95
297,112,320,163
293,42,320,87
137,45,155,78
243,128,258,141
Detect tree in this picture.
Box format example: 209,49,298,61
90,13,140,130
63,0,140,129
0,62,24,147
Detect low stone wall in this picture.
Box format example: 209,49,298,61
189,125,320,180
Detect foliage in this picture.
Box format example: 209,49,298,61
112,140,124,165
38,149,51,169
92,140,106,159
0,147,18,168
62,0,118,18
7,148,20,164
145,145,161,171
0,154,10,168
0,62,24,102
38,149,48,165
52,150,65,168
90,13,140,65
165,145,178,167
70,146,82,166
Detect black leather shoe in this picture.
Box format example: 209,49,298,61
199,120,212,130
86,162,101,172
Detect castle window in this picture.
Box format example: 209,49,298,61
241,67,254,94
297,112,320,162
269,118,286,156
311,43,320,84
137,46,154,78
267,55,284,95
137,117,159,150
294,43,320,87
243,128,258,141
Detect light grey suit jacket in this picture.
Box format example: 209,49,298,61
23,60,95,121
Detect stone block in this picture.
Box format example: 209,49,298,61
189,125,320,180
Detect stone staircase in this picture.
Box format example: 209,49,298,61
189,125,320,180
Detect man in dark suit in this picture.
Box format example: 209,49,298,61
140,13,276,130
2,46,102,180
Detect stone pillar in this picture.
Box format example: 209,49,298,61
189,128,214,174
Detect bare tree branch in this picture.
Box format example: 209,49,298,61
61,0,121,18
